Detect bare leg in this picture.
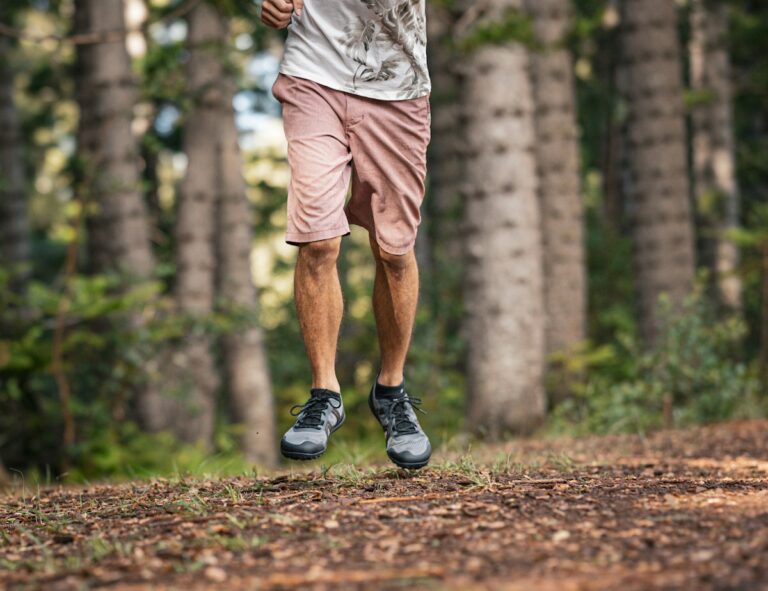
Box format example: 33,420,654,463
294,237,343,392
369,235,419,386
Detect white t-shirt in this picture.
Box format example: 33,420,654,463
278,0,431,101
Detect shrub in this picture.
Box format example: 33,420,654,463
549,282,764,436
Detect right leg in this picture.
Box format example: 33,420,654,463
272,73,351,459
294,237,343,393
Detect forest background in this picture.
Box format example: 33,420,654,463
1,0,767,483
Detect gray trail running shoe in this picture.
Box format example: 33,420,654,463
368,382,431,469
280,389,345,460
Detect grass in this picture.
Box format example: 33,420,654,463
3,421,767,590
0,440,577,502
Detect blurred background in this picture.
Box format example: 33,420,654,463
0,0,766,483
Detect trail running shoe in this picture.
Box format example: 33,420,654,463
280,389,345,460
368,380,431,469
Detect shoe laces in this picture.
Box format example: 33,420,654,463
382,394,425,435
290,390,341,429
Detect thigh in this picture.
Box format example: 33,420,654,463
346,95,431,255
273,74,353,240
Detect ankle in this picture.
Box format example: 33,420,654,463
312,377,341,393
376,370,404,388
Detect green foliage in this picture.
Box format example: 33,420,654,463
206,0,260,19
457,8,537,53
0,265,260,481
4,0,768,485
583,173,638,343
67,422,251,482
1,269,146,472
549,283,764,436
729,0,768,357
0,0,29,22
684,87,718,110
571,0,623,175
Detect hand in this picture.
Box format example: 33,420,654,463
261,0,304,29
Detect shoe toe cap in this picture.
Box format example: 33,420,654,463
387,439,432,466
280,433,326,455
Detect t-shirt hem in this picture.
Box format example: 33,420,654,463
278,66,431,102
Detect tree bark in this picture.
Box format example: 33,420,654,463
618,0,696,345
74,0,170,433
216,35,277,466
0,32,26,484
526,0,587,399
426,2,462,266
0,35,29,284
690,0,741,311
760,240,768,391
145,2,228,447
74,0,154,278
0,459,10,488
598,0,624,233
459,0,546,436
424,1,463,357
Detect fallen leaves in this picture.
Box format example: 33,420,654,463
552,530,571,542
1,420,767,590
204,566,227,582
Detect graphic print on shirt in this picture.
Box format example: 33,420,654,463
338,0,429,99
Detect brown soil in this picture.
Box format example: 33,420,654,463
2,420,767,590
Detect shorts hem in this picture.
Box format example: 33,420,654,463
347,218,416,256
285,226,351,246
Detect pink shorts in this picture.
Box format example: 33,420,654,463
271,73,431,255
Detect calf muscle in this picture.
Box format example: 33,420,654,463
369,236,419,387
295,238,343,393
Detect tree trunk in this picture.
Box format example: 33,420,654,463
459,0,546,436
618,0,696,345
74,0,170,433
526,0,587,400
0,35,29,285
599,0,624,233
690,0,741,311
760,240,768,391
215,24,277,466
0,32,26,484
426,2,462,263
74,0,154,278
146,2,229,448
0,459,10,488
424,1,463,361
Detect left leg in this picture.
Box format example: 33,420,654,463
369,236,419,386
345,92,432,468
367,236,431,469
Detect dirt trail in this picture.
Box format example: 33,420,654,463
2,421,767,590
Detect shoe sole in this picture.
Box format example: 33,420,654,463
369,389,431,470
387,454,430,470
280,415,346,461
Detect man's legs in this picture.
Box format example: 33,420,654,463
369,236,419,386
294,237,343,393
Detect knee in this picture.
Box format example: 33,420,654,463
298,237,341,271
370,238,414,273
